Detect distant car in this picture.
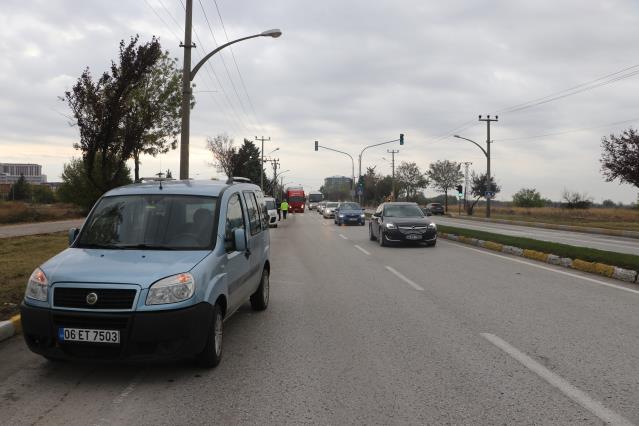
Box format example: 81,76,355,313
334,202,365,226
317,201,327,215
425,203,445,215
420,207,432,216
322,202,339,218
264,196,278,227
369,202,437,247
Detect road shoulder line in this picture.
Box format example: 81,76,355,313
354,245,370,255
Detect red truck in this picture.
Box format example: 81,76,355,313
286,187,306,213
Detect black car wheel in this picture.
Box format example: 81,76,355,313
378,228,387,247
369,224,376,241
250,268,269,311
197,303,224,368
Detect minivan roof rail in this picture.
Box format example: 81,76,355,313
226,176,252,184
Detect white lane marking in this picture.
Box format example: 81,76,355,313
385,266,424,291
447,241,639,296
112,372,144,405
339,234,348,240
481,333,633,426
354,245,371,255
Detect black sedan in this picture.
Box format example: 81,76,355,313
369,202,437,247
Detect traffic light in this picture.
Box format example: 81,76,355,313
456,184,463,195
399,133,404,145
314,141,318,151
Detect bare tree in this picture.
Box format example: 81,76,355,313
207,133,236,178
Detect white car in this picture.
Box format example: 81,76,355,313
322,202,339,218
264,197,278,227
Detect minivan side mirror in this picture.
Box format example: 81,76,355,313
68,228,79,246
233,228,247,252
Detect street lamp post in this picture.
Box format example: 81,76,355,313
356,134,404,204
454,134,492,218
179,1,281,179
314,141,355,199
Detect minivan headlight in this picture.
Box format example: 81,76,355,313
428,223,437,229
147,273,195,305
26,267,48,302
385,223,397,229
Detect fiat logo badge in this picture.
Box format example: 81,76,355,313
86,292,98,306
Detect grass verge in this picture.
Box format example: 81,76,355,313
438,225,639,272
0,232,68,321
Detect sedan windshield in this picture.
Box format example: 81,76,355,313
326,202,339,207
384,205,424,218
339,203,361,210
76,195,218,250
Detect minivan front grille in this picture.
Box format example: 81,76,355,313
54,288,136,310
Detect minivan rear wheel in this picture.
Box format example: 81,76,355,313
197,303,223,368
250,268,269,311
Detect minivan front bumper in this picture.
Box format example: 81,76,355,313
20,302,213,362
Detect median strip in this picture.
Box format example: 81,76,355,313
438,225,639,284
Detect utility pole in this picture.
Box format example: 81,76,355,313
256,136,270,190
462,161,472,214
179,0,194,180
478,115,498,218
387,149,399,201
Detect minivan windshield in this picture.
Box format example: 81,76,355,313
384,204,424,218
76,195,218,250
265,200,276,210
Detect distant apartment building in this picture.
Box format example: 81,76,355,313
324,175,352,189
0,163,47,184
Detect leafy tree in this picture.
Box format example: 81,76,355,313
512,188,545,208
31,185,56,204
601,199,616,208
600,127,639,189
231,139,265,185
561,189,592,209
126,51,186,181
10,175,31,201
63,35,163,192
396,162,428,201
427,160,463,212
58,156,132,213
467,172,501,215
207,133,237,178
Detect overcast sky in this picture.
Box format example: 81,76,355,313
1,0,639,203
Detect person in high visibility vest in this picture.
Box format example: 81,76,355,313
280,199,289,220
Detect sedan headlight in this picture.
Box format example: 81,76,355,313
360,213,366,218
26,267,48,302
385,223,397,229
339,214,345,218
428,223,437,229
147,273,195,305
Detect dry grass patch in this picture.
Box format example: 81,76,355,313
0,201,83,224
0,232,68,320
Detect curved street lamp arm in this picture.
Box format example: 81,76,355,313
453,135,488,158
358,138,400,159
317,145,355,188
191,34,262,81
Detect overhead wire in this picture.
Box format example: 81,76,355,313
495,117,639,142
211,0,265,133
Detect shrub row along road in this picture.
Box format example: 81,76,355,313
1,212,639,424
435,216,639,255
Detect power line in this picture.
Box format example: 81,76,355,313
496,64,639,114
211,0,264,133
197,0,254,130
495,117,639,142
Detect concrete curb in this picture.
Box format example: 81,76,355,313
448,215,639,239
439,232,639,284
0,315,21,343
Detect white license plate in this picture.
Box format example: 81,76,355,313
58,328,120,344
406,234,422,240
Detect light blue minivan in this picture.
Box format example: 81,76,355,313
20,178,270,368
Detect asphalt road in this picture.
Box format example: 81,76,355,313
0,219,85,239
434,216,639,256
2,211,639,424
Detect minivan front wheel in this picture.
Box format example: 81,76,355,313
250,268,269,311
197,303,223,368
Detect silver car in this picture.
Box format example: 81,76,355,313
322,202,339,218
